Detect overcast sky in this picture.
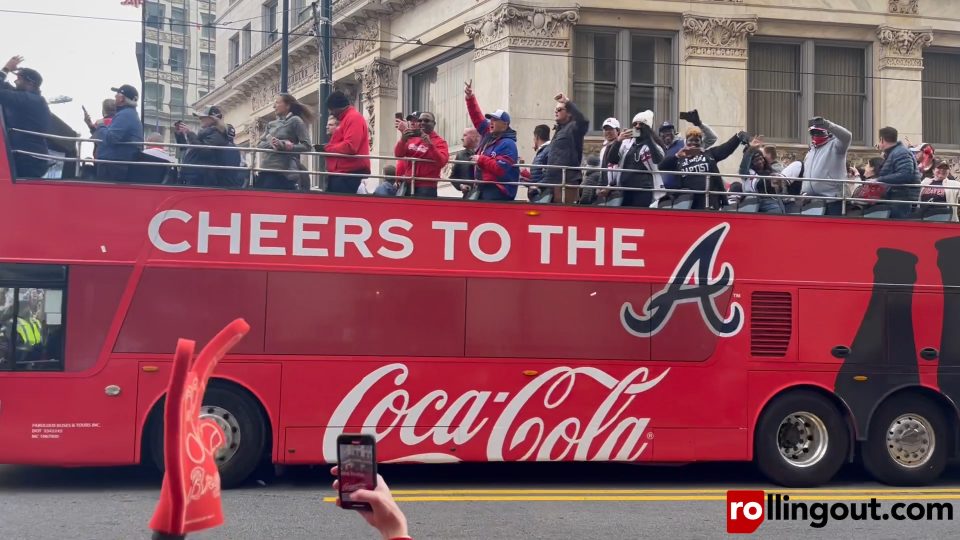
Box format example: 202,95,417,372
2,0,142,139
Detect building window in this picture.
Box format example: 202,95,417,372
201,13,216,40
229,33,240,70
922,51,960,147
144,43,161,70
748,40,869,145
145,1,164,30
168,47,186,74
170,87,186,117
293,0,309,24
201,53,216,81
409,50,475,150
573,29,675,132
145,82,165,112
0,265,67,372
263,1,279,46
242,24,252,61
170,7,186,34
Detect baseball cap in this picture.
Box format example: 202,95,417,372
659,121,675,132
808,125,828,135
602,117,620,130
485,109,511,124
15,68,42,87
406,111,421,121
111,84,139,101
193,105,223,119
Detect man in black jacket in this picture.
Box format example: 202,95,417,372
544,92,589,203
175,105,234,187
449,127,480,198
0,55,50,178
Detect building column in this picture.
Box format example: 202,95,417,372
355,58,399,178
464,3,580,163
679,13,758,157
874,26,933,145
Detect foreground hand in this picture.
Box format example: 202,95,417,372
554,92,568,103
470,154,480,163
4,55,23,72
617,130,632,141
464,79,473,98
331,467,408,540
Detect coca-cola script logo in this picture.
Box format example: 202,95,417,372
322,363,669,463
621,223,743,338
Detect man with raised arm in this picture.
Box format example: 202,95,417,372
0,55,50,178
544,92,589,203
800,116,852,215
463,80,519,201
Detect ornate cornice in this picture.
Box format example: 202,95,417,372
354,58,398,151
876,25,933,70
464,3,579,60
332,22,380,71
888,0,919,14
682,14,758,60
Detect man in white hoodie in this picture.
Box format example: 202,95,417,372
605,110,665,207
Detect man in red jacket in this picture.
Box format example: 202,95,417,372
317,90,370,194
394,111,449,197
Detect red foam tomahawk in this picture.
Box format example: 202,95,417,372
149,319,250,540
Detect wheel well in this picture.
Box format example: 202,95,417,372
141,378,273,465
754,384,857,462
869,387,960,459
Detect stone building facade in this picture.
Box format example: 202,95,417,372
196,0,960,182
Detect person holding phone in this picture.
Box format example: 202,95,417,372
82,98,117,177
331,467,411,540
394,111,449,198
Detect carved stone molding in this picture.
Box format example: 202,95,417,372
355,58,399,150
332,23,380,70
463,3,579,60
682,14,758,60
888,0,919,14
249,52,321,111
876,26,933,70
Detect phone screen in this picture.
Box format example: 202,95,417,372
338,437,376,509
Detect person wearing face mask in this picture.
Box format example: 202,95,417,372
799,116,852,215
394,111,449,198
919,161,959,221
605,110,664,208
463,80,519,201
659,126,749,210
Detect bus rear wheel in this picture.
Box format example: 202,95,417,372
754,391,849,487
861,394,947,486
148,384,267,489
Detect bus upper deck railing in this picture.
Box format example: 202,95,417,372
8,128,958,220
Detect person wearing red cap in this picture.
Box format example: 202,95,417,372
0,55,51,177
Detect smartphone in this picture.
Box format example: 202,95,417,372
395,112,404,120
337,433,377,510
82,105,89,115
678,111,690,122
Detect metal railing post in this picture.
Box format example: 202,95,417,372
561,167,567,204
247,148,256,188
411,160,417,197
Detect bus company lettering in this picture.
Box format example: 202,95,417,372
147,210,647,267
621,223,744,338
321,363,670,463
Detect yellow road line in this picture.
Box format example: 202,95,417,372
388,488,960,495
322,494,960,503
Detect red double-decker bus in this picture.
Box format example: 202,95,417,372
0,129,957,490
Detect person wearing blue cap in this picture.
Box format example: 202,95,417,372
0,55,51,178
463,80,519,200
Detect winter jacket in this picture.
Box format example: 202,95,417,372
176,121,232,185
449,147,477,195
608,134,665,207
544,101,589,186
0,72,50,161
800,120,852,197
257,113,312,175
393,130,449,187
738,150,785,213
659,134,743,209
661,123,718,191
325,106,370,173
529,141,551,184
877,141,921,203
98,104,143,162
919,177,960,221
466,94,519,200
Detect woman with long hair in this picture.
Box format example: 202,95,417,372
255,93,313,190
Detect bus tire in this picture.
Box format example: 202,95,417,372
861,394,947,486
754,391,849,487
148,384,267,489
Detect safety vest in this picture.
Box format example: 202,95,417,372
17,317,42,346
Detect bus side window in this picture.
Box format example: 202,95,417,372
0,264,68,372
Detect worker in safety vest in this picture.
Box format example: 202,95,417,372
17,316,42,347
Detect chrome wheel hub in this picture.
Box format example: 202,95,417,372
886,414,934,468
200,405,241,465
777,411,829,468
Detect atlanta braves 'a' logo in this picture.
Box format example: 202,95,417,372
620,223,743,338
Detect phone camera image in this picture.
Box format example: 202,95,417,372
337,435,377,510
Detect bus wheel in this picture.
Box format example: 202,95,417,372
754,391,848,487
149,384,267,489
861,395,947,486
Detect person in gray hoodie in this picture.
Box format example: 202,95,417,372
256,93,313,190
800,116,852,215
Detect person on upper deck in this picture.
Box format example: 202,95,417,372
659,111,718,204
256,93,313,191
317,91,370,194
394,111,449,198
175,105,235,187
464,80,519,201
799,116,852,215
736,136,786,214
606,111,665,208
875,126,921,219
449,127,480,198
526,124,552,203
83,98,116,171
97,84,144,182
0,55,50,178
918,161,959,221
544,92,589,203
659,126,748,210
